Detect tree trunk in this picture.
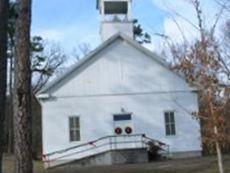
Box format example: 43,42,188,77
13,0,33,173
208,89,225,173
0,0,9,172
8,48,14,153
214,126,224,173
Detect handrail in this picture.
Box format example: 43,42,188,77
142,135,170,153
43,134,170,168
48,140,144,162
44,134,149,157
142,135,167,146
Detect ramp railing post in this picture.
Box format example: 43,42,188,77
109,136,112,150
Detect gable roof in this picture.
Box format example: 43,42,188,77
39,32,194,94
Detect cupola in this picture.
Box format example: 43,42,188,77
97,0,134,41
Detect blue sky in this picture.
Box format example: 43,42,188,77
31,0,224,55
32,0,167,53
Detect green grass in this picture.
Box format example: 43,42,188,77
3,154,230,173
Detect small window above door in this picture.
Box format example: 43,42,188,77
113,114,132,121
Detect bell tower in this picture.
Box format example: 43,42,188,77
97,0,134,41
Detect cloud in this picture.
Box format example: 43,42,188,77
32,24,101,54
163,16,199,42
35,29,64,42
150,0,224,43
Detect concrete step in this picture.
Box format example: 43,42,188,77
52,148,148,169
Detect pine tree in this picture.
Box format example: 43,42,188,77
0,0,9,172
13,0,33,172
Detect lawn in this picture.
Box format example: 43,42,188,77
3,154,230,173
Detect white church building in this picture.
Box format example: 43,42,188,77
38,0,202,168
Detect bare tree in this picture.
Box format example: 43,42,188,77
215,0,230,12
31,40,66,94
156,1,230,173
0,0,9,172
221,19,230,80
72,43,91,62
13,0,33,172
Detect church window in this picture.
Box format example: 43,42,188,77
69,116,81,142
164,111,176,136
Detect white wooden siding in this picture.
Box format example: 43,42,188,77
41,38,201,156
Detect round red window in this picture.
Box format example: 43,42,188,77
125,127,132,134
115,127,122,135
